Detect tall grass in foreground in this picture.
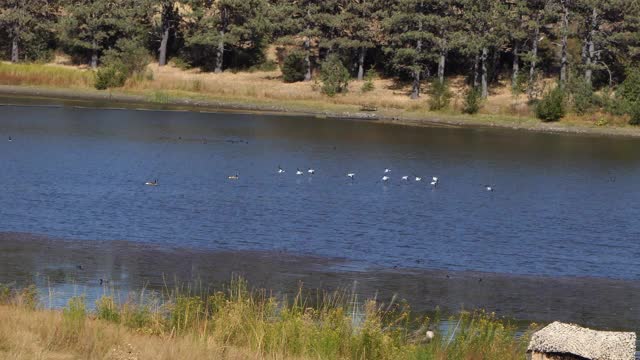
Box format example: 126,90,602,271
0,62,95,88
0,279,534,359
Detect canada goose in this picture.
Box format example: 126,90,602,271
8,136,12,142
145,180,158,186
308,168,315,175
296,168,304,175
278,166,285,174
347,173,355,180
228,173,239,180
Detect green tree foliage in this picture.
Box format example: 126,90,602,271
567,75,594,115
184,0,272,73
281,51,307,83
361,68,375,93
536,86,566,122
319,54,350,97
0,0,57,62
58,0,151,69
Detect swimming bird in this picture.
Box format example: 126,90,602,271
278,166,285,174
381,175,390,182
145,180,158,186
432,177,439,182
430,176,439,186
415,176,422,182
384,168,391,174
485,185,494,192
347,173,355,180
296,168,304,175
308,168,315,175
228,173,239,180
8,136,12,142
401,175,409,181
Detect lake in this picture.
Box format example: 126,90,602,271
1,98,640,331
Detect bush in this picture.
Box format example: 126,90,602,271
536,86,566,122
568,77,594,115
617,69,640,104
462,87,482,114
282,51,307,83
319,54,350,97
629,101,640,125
249,59,278,72
361,68,376,93
94,63,128,90
428,80,452,111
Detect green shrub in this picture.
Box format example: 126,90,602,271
282,51,307,83
96,295,120,323
62,296,86,340
428,80,452,111
319,54,350,97
629,101,640,125
361,68,376,93
94,63,128,90
617,69,640,104
536,86,566,122
568,77,594,115
462,87,482,114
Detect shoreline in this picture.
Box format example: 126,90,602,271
1,231,639,332
2,84,640,138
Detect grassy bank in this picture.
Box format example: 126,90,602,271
1,61,636,137
0,280,533,360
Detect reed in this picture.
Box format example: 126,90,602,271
0,279,533,359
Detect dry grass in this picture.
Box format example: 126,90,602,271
0,305,268,360
0,280,532,360
0,62,94,89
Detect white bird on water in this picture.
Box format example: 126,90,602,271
347,173,355,180
415,176,422,182
485,185,494,192
228,173,239,180
296,168,304,175
277,166,285,174
430,177,439,186
145,180,158,186
384,168,391,174
401,175,409,181
308,168,315,175
381,175,390,182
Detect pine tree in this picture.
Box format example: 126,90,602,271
0,0,55,62
156,0,180,66
384,0,431,99
185,0,272,73
59,0,151,69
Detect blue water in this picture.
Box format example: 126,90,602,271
1,104,640,279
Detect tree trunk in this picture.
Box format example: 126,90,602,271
357,47,366,81
303,36,312,81
438,49,446,84
481,47,488,98
560,1,569,86
528,19,540,99
411,69,421,99
91,38,98,69
585,7,597,86
412,1,423,99
512,41,519,89
159,26,169,66
473,53,480,88
215,31,224,73
11,35,19,63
